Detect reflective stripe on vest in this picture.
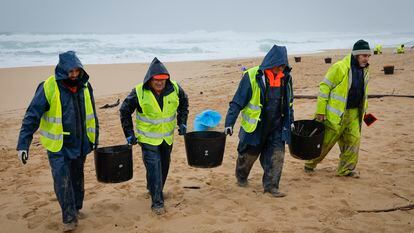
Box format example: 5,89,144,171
240,66,262,133
136,113,176,124
39,75,96,152
42,116,62,124
40,129,63,141
135,80,179,146
330,93,347,103
136,129,174,139
319,92,329,99
327,105,343,116
322,77,334,88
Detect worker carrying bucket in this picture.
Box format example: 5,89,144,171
304,40,372,178
16,51,99,232
119,57,189,215
224,45,294,198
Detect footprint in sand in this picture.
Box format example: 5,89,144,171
33,200,49,208
306,205,318,211
6,212,20,220
220,217,235,224
132,214,141,221
339,199,350,207
337,208,355,217
91,201,121,217
302,194,314,200
27,214,47,229
45,221,60,231
201,217,217,225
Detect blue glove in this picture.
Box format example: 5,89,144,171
126,135,138,145
178,124,187,136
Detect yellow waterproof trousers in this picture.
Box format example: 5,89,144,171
305,108,361,176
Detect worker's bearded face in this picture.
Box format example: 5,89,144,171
68,68,81,80
356,54,370,68
150,78,167,93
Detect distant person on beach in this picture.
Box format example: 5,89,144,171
304,40,371,178
396,44,405,54
16,51,99,231
224,45,294,197
374,44,382,54
119,57,189,215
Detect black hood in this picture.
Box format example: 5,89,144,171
143,57,170,84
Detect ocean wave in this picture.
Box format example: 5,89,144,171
0,31,412,68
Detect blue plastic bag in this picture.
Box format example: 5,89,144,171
193,110,222,131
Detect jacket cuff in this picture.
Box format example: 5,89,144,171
315,100,327,115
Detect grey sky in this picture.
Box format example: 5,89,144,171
1,0,413,33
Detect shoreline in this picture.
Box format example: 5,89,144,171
0,49,352,113
0,49,350,70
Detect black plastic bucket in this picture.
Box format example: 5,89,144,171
383,65,394,75
94,145,133,183
324,57,332,64
289,120,325,160
294,57,301,62
373,50,378,55
184,131,226,168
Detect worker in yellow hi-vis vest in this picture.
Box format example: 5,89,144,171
396,44,405,54
17,51,99,232
304,40,371,178
374,44,382,54
120,57,189,215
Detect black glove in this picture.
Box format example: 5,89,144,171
18,150,29,165
178,124,187,136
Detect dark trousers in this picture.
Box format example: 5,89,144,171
140,141,172,209
48,153,86,224
235,130,285,191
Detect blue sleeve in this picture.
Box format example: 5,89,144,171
177,84,189,126
224,73,252,128
119,89,140,139
17,82,50,151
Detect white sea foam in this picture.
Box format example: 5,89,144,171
0,31,412,68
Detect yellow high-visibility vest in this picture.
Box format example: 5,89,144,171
135,81,179,146
39,75,96,152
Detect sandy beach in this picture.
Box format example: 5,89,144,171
0,49,413,232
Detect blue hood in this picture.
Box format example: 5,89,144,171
259,45,289,70
55,51,89,83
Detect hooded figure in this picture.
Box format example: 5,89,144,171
224,45,294,197
17,51,99,231
119,57,189,214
